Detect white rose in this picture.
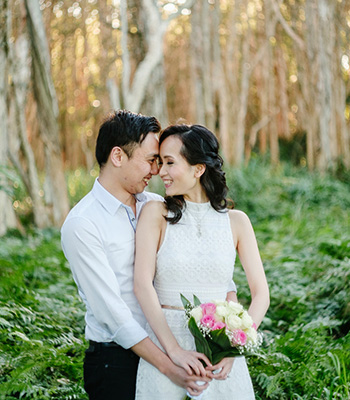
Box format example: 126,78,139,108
215,305,229,319
228,301,243,314
226,315,242,331
240,312,253,329
246,327,258,343
190,307,203,322
214,300,227,307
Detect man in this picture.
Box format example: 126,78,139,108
61,110,210,399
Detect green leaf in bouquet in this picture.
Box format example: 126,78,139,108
180,294,191,309
193,294,201,306
211,349,242,365
188,317,212,363
210,328,232,350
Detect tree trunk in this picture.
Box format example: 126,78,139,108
201,0,215,131
0,0,17,235
25,0,69,226
212,0,229,161
190,1,206,125
10,34,50,228
316,0,334,170
225,0,241,164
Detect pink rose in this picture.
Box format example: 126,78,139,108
212,322,226,331
200,303,216,315
200,314,216,328
232,329,247,346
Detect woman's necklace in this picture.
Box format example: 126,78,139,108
186,204,211,237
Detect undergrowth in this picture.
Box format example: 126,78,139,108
1,160,349,399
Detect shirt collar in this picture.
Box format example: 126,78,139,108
92,178,148,215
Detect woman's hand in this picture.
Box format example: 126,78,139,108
168,346,212,377
206,357,235,380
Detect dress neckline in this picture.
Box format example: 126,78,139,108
184,200,211,214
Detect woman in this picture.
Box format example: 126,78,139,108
134,124,269,399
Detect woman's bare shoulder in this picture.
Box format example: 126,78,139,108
228,209,250,224
141,200,167,219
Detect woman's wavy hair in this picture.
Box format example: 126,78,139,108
159,124,229,224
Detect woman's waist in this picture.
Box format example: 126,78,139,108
155,286,229,307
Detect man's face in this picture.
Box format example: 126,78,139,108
122,133,159,195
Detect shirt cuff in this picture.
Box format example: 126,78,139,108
111,319,148,349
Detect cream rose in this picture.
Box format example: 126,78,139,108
226,314,242,330
228,301,243,314
246,327,258,342
240,311,253,329
215,305,229,319
190,306,203,322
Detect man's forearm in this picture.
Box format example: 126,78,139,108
131,337,211,394
131,337,172,376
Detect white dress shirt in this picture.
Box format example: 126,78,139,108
61,178,162,349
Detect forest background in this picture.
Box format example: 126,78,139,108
0,0,349,399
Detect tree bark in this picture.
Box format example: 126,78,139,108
212,0,229,161
25,0,69,226
0,0,17,236
9,35,49,228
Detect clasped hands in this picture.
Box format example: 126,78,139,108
168,346,234,396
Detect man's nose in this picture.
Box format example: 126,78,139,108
151,160,159,175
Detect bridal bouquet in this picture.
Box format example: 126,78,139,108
180,294,263,400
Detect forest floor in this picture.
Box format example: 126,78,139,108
1,160,349,399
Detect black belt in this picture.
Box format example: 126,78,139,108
89,340,121,350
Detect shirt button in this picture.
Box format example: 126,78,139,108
131,218,135,221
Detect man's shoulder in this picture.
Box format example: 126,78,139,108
62,190,97,229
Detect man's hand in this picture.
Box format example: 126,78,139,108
165,363,211,397
168,346,211,377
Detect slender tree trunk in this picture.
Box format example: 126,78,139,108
10,35,49,228
0,0,17,235
235,21,251,165
25,0,69,226
201,0,215,131
225,0,241,164
212,1,229,161
316,0,334,170
190,1,206,125
265,0,279,165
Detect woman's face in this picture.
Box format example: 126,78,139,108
159,135,199,199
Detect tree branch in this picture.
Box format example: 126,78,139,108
270,0,305,50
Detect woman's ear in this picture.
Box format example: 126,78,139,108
194,164,206,178
110,146,124,167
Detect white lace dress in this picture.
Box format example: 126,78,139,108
135,201,255,399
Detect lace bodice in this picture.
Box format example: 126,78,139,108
154,201,236,307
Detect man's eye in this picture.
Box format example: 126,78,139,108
167,162,174,165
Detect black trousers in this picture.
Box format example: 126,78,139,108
84,341,140,400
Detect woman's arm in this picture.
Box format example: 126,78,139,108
208,210,269,380
134,201,211,376
229,210,270,327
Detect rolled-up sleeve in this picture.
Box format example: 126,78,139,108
228,280,237,293
61,216,147,348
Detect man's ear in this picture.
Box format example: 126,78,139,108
194,164,206,178
110,146,124,167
